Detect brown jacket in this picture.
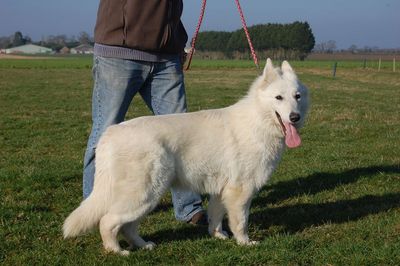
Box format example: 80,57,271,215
94,0,188,54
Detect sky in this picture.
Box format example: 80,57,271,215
0,0,399,49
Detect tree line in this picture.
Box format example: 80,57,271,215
195,21,315,60
0,31,93,51
313,40,400,54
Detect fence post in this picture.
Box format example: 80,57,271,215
394,58,396,72
332,62,337,78
378,58,381,72
363,59,367,69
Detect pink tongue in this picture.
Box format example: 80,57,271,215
284,122,301,148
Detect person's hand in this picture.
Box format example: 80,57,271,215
181,47,194,70
181,51,188,67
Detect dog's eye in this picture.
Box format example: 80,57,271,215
275,95,283,100
295,93,301,100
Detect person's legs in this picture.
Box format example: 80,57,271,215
83,56,151,198
139,57,204,222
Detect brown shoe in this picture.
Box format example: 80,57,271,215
188,211,208,226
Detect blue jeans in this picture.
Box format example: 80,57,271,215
82,55,203,221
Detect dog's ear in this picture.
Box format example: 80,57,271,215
263,58,279,84
281,60,297,81
281,60,293,73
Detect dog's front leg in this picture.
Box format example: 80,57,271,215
208,195,228,240
222,186,258,245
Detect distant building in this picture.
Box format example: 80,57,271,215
60,46,70,54
70,44,94,54
5,44,53,54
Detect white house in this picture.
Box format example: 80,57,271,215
70,44,94,54
5,44,53,54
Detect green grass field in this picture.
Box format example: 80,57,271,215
1,57,399,265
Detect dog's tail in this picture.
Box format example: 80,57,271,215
63,143,113,238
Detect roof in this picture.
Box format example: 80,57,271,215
6,44,53,54
71,44,94,51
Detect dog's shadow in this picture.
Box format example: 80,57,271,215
253,165,400,206
250,164,400,233
146,165,400,243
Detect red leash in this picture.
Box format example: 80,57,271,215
184,0,207,71
234,0,260,70
185,0,260,71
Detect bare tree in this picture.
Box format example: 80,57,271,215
325,40,337,53
0,36,12,49
348,44,358,53
313,40,337,53
78,31,93,45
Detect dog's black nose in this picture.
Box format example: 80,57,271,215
289,112,301,123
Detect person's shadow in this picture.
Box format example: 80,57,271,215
145,165,400,243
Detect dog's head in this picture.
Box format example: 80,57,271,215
254,59,309,148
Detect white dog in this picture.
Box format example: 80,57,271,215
63,59,309,255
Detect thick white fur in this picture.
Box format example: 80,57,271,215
63,59,309,255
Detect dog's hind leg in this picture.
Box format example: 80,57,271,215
99,201,157,255
98,145,173,254
99,213,130,255
121,221,155,250
222,186,258,246
208,195,228,240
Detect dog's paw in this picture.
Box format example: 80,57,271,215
119,250,131,256
212,230,229,240
237,239,259,246
247,240,259,246
142,241,156,250
104,246,131,256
